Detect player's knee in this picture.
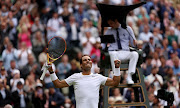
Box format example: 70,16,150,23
132,51,139,59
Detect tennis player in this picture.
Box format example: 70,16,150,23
47,55,121,108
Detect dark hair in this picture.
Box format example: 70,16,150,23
80,55,91,64
146,56,153,60
107,16,118,22
159,55,165,59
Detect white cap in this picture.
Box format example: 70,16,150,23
36,82,43,87
13,69,20,75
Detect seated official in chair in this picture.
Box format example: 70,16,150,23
101,17,139,84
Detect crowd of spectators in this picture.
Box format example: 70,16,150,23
0,0,180,108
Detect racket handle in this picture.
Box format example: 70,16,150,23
40,68,47,80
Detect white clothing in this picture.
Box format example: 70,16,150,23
109,50,138,74
138,32,153,42
81,37,96,55
47,17,64,40
17,49,32,68
145,74,163,91
10,78,24,92
0,88,6,99
110,0,122,5
102,25,136,51
151,59,161,67
65,73,108,108
44,63,56,84
71,23,78,40
102,25,138,74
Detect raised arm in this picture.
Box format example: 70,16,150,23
105,60,121,86
47,66,69,88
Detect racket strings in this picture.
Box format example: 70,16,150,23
48,37,66,59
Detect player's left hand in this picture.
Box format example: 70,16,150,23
114,60,121,68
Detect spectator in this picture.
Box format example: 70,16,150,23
151,52,161,68
143,37,155,58
1,4,9,17
18,25,32,49
20,54,41,79
49,87,65,108
63,98,74,108
74,5,89,26
32,31,46,60
175,23,180,44
10,69,24,92
169,41,180,58
17,42,32,69
80,30,96,55
89,20,99,38
90,40,101,62
110,88,124,104
46,12,64,41
145,66,163,91
167,27,178,47
148,92,155,107
59,2,73,23
32,83,46,108
31,17,45,37
138,25,153,43
7,11,18,47
152,27,163,45
166,51,179,67
2,42,18,70
7,60,17,84
79,18,90,38
161,37,169,60
11,81,29,108
164,67,175,83
57,54,71,80
158,55,169,78
0,66,8,87
172,56,180,79
0,79,12,107
0,36,9,56
66,15,80,47
17,15,31,33
142,56,153,76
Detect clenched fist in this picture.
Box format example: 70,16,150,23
114,60,121,68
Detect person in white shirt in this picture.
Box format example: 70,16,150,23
45,55,121,108
138,25,153,43
47,12,64,41
145,66,163,92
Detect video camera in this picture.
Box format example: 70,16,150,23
157,89,174,107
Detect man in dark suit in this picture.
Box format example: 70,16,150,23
0,78,12,107
11,81,29,108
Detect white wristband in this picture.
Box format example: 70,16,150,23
50,73,58,81
114,68,120,76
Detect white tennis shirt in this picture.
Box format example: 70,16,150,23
65,72,108,108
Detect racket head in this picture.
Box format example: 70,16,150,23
47,36,67,63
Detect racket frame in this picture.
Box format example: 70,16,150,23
40,36,67,81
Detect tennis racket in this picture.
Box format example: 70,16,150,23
40,36,66,80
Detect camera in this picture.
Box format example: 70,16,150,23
157,89,174,107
